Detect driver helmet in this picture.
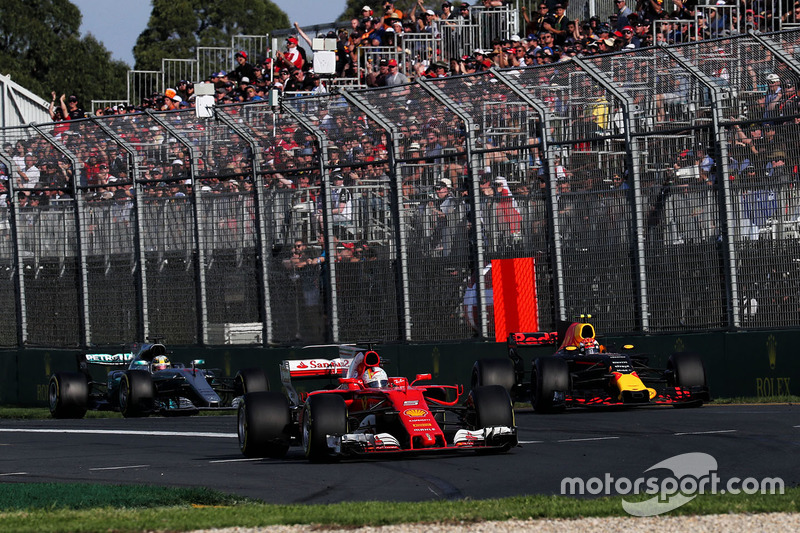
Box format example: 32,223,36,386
362,367,389,388
152,355,170,371
582,339,600,355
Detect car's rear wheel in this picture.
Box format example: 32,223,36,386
471,358,516,394
238,391,291,458
234,368,269,395
119,371,154,418
48,372,88,419
302,394,347,462
531,357,569,413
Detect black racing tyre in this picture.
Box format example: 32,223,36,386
234,368,270,396
667,352,707,389
119,370,155,418
48,372,88,419
302,394,347,462
471,358,516,393
531,357,569,413
470,385,514,429
238,392,291,458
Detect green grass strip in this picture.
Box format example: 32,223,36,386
0,484,797,532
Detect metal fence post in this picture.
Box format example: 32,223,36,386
574,57,650,332
280,104,341,342
416,77,490,339
92,117,150,342
144,109,210,345
0,151,26,345
339,90,411,340
749,30,800,74
215,109,273,346
662,46,740,329
491,68,566,324
29,124,89,346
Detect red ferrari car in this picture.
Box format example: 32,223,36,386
237,345,517,461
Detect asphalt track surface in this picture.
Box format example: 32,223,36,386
0,405,797,504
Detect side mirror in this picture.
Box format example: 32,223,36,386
412,373,432,385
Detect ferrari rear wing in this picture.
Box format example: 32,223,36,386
280,344,363,381
280,358,351,379
507,332,558,347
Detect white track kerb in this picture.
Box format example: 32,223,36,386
560,452,785,516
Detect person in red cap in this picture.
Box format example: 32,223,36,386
276,36,305,70
385,58,409,85
620,25,638,47
231,50,257,84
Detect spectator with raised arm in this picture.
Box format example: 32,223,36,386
276,36,305,71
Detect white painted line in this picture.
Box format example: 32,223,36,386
208,458,262,464
557,436,620,443
674,429,737,436
0,429,236,438
90,465,149,471
518,440,544,444
0,472,27,476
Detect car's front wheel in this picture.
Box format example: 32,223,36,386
667,352,708,406
470,385,514,429
238,391,291,458
302,394,347,462
119,371,154,418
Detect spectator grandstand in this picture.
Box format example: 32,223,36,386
3,4,800,349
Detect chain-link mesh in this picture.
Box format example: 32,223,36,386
6,30,800,347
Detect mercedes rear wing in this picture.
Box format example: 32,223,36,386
83,352,134,365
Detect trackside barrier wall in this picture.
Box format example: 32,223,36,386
2,330,797,406
6,31,800,350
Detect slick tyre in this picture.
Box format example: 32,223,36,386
234,368,270,396
470,385,514,428
302,394,347,462
238,392,291,458
667,352,707,388
531,357,569,413
48,372,89,419
667,352,708,407
119,370,155,418
471,358,516,394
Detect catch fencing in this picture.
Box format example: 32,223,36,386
4,29,800,348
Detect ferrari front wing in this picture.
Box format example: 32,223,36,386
326,425,517,456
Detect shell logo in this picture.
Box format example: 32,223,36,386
403,408,428,417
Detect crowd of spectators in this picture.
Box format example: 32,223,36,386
5,0,800,254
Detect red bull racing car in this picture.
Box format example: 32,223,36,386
237,345,518,461
472,318,710,411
